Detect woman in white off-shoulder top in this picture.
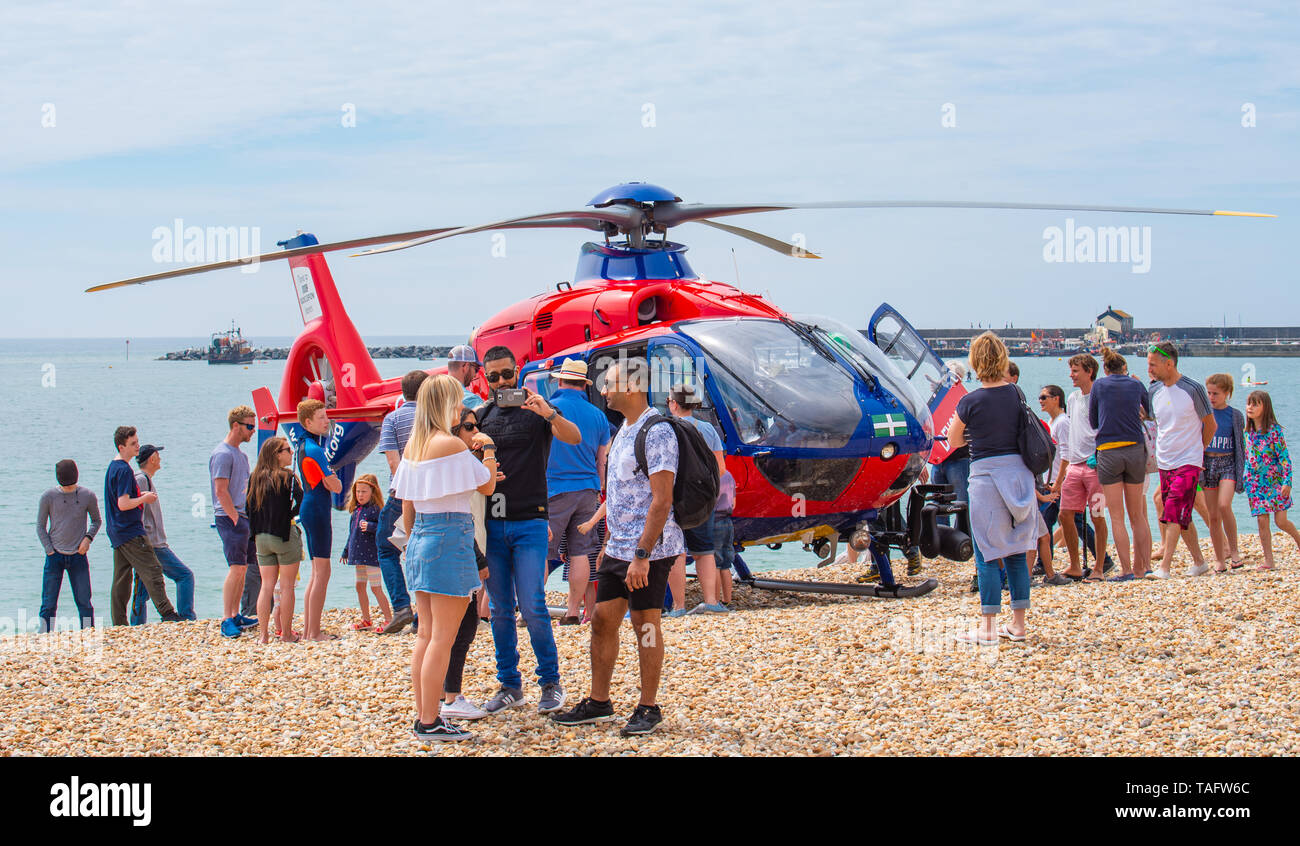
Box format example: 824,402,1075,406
391,375,498,742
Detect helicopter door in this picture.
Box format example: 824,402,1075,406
868,303,966,462
646,339,725,433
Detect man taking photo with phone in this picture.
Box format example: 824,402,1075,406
475,345,581,716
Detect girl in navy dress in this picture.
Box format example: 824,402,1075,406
342,473,390,631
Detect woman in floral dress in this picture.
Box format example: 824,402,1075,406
1244,390,1300,570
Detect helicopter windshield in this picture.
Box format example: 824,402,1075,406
678,318,862,449
793,314,932,432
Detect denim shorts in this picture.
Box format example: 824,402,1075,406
405,512,478,597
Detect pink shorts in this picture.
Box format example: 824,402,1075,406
1060,463,1104,513
1159,465,1201,529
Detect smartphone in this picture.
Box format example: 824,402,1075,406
497,387,527,407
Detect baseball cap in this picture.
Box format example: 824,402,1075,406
137,444,164,465
448,345,480,365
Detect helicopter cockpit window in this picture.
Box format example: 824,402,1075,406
794,314,932,431
648,343,723,435
678,319,862,450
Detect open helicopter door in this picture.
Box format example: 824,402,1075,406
868,303,967,464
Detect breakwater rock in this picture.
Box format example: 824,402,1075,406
159,345,454,361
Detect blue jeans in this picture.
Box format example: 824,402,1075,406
131,547,197,623
40,553,94,630
976,547,1030,616
376,496,411,612
485,519,560,689
931,456,971,527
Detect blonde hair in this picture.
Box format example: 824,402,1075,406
345,473,384,512
228,404,256,428
297,399,325,426
406,374,463,460
968,332,1009,383
1206,373,1234,399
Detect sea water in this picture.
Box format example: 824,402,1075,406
3,339,1290,623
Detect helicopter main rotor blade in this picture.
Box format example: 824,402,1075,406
693,219,821,259
353,209,638,256
86,226,465,292
655,200,1276,227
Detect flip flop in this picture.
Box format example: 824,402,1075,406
1230,558,1245,570
997,625,1026,642
1062,573,1086,582
1084,574,1104,582
1108,573,1136,582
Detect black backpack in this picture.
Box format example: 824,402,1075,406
1017,392,1056,476
633,414,720,530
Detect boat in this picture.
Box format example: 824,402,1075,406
208,321,255,364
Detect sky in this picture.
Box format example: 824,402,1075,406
0,0,1296,338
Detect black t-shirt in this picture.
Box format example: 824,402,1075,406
955,384,1022,462
479,402,557,521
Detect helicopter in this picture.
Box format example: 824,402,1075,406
89,182,1271,598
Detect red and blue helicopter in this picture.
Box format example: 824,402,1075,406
90,183,1270,597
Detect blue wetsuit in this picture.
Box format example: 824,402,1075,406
298,434,335,559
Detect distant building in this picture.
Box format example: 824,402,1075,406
1097,305,1133,336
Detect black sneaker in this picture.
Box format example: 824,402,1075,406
412,717,472,742
1102,556,1116,574
161,611,185,622
552,697,617,726
620,704,663,736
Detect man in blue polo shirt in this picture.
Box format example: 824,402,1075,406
546,359,611,625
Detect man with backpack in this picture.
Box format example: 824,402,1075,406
553,356,706,737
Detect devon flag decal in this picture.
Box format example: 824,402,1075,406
871,413,908,437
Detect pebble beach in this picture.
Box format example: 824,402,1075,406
3,535,1297,757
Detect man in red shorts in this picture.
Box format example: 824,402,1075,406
1147,341,1216,579
1052,354,1109,580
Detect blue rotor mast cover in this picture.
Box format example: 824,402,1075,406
588,182,682,207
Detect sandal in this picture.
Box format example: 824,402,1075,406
1229,557,1245,570
374,621,389,633
1084,573,1104,582
997,624,1026,642
351,619,373,631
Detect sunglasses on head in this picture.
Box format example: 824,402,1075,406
486,369,515,383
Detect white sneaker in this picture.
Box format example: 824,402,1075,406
1188,562,1211,577
1146,568,1171,580
440,694,489,721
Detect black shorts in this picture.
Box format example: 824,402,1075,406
595,555,674,612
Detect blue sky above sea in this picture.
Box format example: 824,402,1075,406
0,1,1296,339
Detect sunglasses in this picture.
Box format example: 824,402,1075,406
454,422,479,433
486,369,515,383
1037,394,1051,401
278,446,292,453
241,422,256,432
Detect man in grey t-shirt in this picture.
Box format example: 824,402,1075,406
36,459,101,630
129,445,197,623
212,405,260,635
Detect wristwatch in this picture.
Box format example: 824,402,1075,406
545,409,558,422
634,547,650,560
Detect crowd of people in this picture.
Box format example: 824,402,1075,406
946,332,1298,646
36,344,731,742
37,330,1297,734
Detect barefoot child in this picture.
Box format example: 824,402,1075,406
342,474,391,630
1202,374,1245,570
1244,390,1300,570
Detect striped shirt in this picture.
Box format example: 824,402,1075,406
379,401,418,492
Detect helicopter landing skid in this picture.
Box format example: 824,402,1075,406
741,575,938,599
